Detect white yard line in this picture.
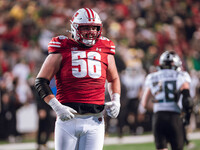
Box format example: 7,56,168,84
0,132,199,150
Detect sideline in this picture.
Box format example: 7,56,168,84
0,132,199,150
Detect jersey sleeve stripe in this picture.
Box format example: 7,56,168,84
111,46,115,48
49,41,61,44
110,49,115,52
48,45,61,48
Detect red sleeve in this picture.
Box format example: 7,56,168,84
48,35,68,53
99,36,116,55
107,40,115,55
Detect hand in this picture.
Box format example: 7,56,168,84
105,93,120,118
48,98,77,121
56,105,77,121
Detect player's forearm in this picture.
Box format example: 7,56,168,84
106,78,121,118
44,94,56,103
141,88,151,109
141,99,148,109
107,77,121,96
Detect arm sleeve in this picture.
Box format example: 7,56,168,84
35,78,53,100
181,89,193,112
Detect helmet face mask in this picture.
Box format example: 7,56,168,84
70,8,102,47
79,25,99,40
159,51,182,70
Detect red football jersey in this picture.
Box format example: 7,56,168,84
48,36,115,105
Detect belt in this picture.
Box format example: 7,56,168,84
74,111,104,117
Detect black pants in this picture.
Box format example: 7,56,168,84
126,98,139,133
37,118,51,145
153,111,184,150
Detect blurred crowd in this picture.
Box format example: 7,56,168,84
0,0,200,146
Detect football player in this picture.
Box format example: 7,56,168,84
141,51,193,150
35,8,121,150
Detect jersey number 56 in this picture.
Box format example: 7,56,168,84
71,51,101,78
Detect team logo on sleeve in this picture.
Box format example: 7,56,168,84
96,48,101,51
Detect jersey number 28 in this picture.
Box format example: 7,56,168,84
164,80,176,102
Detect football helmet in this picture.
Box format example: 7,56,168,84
70,8,102,47
159,51,182,70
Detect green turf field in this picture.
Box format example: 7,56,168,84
103,142,155,150
46,140,200,150
1,137,199,150
103,140,200,150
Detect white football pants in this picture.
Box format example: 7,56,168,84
55,113,105,150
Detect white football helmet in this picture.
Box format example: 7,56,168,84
159,51,182,70
70,8,102,47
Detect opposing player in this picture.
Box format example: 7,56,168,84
35,8,121,150
141,51,193,150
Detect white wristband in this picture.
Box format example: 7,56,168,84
48,97,62,112
111,93,120,102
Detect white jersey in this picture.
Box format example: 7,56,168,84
145,69,191,113
121,73,145,99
